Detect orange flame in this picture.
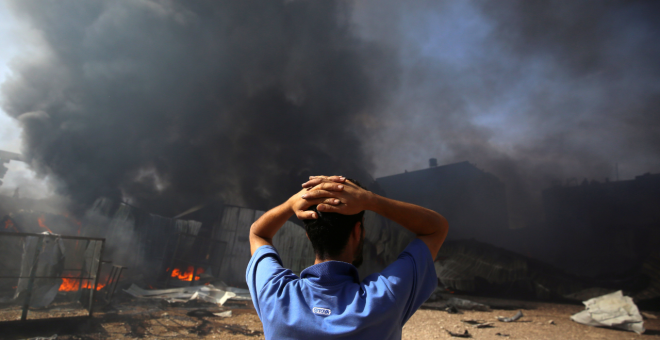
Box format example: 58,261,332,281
4,219,19,233
58,277,106,292
170,266,204,281
62,213,82,226
37,215,53,233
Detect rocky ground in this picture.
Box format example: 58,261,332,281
1,295,658,339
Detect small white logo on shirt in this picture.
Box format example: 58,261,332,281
312,307,331,316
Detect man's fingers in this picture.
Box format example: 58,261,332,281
316,182,344,191
324,175,346,182
301,190,341,200
293,197,328,219
323,198,341,205
301,178,322,188
302,175,345,188
295,210,318,220
317,204,343,213
302,180,344,192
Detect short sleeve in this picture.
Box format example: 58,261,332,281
246,245,291,320
378,238,437,324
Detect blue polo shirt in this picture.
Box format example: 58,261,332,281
246,238,437,339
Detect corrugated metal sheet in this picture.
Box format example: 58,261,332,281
272,218,315,274
212,206,257,285
211,206,316,286
82,198,202,271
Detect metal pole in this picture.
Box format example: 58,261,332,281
105,265,126,302
21,235,44,321
165,233,183,288
75,239,91,302
104,266,117,302
88,239,105,317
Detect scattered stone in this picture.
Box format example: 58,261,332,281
447,297,490,311
461,319,494,328
187,309,216,317
446,329,471,338
548,320,555,325
495,332,510,337
497,310,523,322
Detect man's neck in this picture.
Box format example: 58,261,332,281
314,253,353,265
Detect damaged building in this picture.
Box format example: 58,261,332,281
541,172,660,278
376,160,509,244
541,172,660,305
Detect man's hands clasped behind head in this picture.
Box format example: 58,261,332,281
298,175,374,217
287,175,346,220
251,174,447,259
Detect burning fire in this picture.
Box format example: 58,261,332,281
59,277,106,292
170,266,204,281
4,219,19,233
38,215,54,233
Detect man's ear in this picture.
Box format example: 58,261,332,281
352,221,362,241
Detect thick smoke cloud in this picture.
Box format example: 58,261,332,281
2,0,389,215
3,0,659,228
353,0,660,227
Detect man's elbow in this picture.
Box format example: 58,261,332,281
249,223,264,242
249,223,273,245
438,215,448,237
431,215,448,248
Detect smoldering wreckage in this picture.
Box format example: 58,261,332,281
0,155,659,338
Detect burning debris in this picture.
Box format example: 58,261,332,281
14,233,67,309
0,231,105,322
169,266,204,282
58,277,105,293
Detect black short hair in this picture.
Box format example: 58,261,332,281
302,179,366,260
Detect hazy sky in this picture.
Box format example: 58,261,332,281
0,0,50,198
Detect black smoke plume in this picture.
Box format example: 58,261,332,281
3,0,659,229
2,1,390,215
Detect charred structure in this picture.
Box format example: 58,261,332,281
541,173,660,301
376,161,509,245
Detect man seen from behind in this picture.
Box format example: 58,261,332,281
247,175,449,339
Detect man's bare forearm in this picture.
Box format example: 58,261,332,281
366,193,448,258
249,201,294,255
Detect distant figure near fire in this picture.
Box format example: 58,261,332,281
246,175,448,339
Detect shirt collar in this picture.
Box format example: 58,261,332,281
300,261,360,285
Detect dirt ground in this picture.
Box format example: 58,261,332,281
405,302,659,340
1,296,658,339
